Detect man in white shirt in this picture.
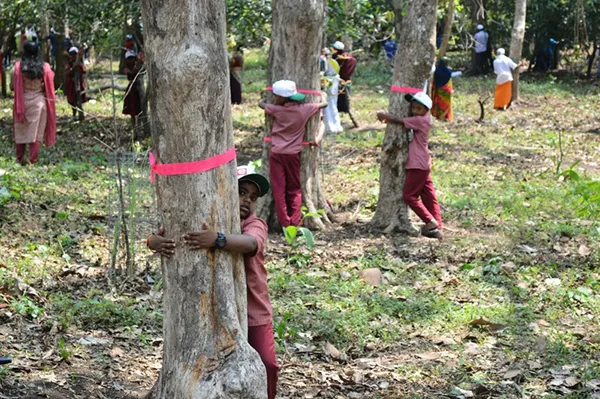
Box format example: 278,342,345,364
493,48,518,110
474,25,489,74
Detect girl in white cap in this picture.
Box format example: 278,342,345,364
65,46,88,120
376,92,443,239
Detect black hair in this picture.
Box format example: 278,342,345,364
21,41,44,80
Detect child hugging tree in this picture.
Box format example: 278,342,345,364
259,80,327,228
147,165,279,399
377,92,443,239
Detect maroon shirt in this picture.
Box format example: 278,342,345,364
241,213,272,327
404,115,432,170
264,102,321,154
334,53,357,81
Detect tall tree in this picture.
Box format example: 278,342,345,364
509,0,526,102
257,0,332,231
141,0,267,396
371,0,437,234
392,0,403,40
438,0,455,58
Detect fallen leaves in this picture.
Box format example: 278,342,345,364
469,318,507,333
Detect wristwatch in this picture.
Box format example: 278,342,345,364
213,232,227,250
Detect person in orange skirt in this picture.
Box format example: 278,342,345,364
431,58,454,122
493,48,518,110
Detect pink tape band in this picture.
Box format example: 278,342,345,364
391,86,423,94
263,136,313,146
265,87,322,96
149,147,236,183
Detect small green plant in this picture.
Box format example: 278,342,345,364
275,312,296,343
10,296,44,320
58,338,75,362
282,207,323,250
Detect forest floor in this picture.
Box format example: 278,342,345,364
0,50,599,399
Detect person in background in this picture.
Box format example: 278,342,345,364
10,41,56,164
545,38,558,71
124,34,137,54
65,47,88,120
45,28,57,69
384,39,398,66
320,48,343,136
431,58,454,122
259,80,327,228
474,24,489,74
123,50,144,129
229,46,244,105
493,48,518,110
332,41,359,128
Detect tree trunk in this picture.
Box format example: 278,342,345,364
40,12,50,63
392,0,403,40
438,0,455,58
74,58,85,121
54,34,66,90
509,0,526,103
141,0,267,396
586,41,597,79
258,0,332,231
371,0,437,234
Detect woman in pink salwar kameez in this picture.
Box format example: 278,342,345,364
11,41,56,165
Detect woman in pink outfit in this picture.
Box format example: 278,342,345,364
11,41,56,164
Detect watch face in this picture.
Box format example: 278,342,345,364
215,233,227,249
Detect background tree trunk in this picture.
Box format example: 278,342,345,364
40,12,50,63
392,0,403,40
258,0,332,231
141,0,267,396
438,0,455,58
371,0,437,234
509,0,526,103
54,33,66,90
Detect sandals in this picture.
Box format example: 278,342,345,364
421,225,443,240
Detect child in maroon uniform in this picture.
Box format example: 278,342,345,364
259,80,327,228
147,165,278,399
377,92,443,239
65,47,88,120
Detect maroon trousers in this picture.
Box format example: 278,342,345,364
16,141,41,164
248,324,278,399
269,152,302,227
403,168,442,228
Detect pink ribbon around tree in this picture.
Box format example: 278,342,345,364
390,86,423,94
149,147,237,183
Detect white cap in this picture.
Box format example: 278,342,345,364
477,24,484,30
125,50,137,59
68,47,79,53
272,80,305,101
497,48,505,55
332,41,345,50
404,91,432,110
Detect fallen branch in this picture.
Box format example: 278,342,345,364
477,95,492,123
87,83,128,94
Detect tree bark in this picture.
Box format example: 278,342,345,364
438,0,455,59
40,12,50,63
392,0,403,40
509,0,526,103
54,34,66,90
258,0,332,231
141,0,267,396
371,0,437,234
